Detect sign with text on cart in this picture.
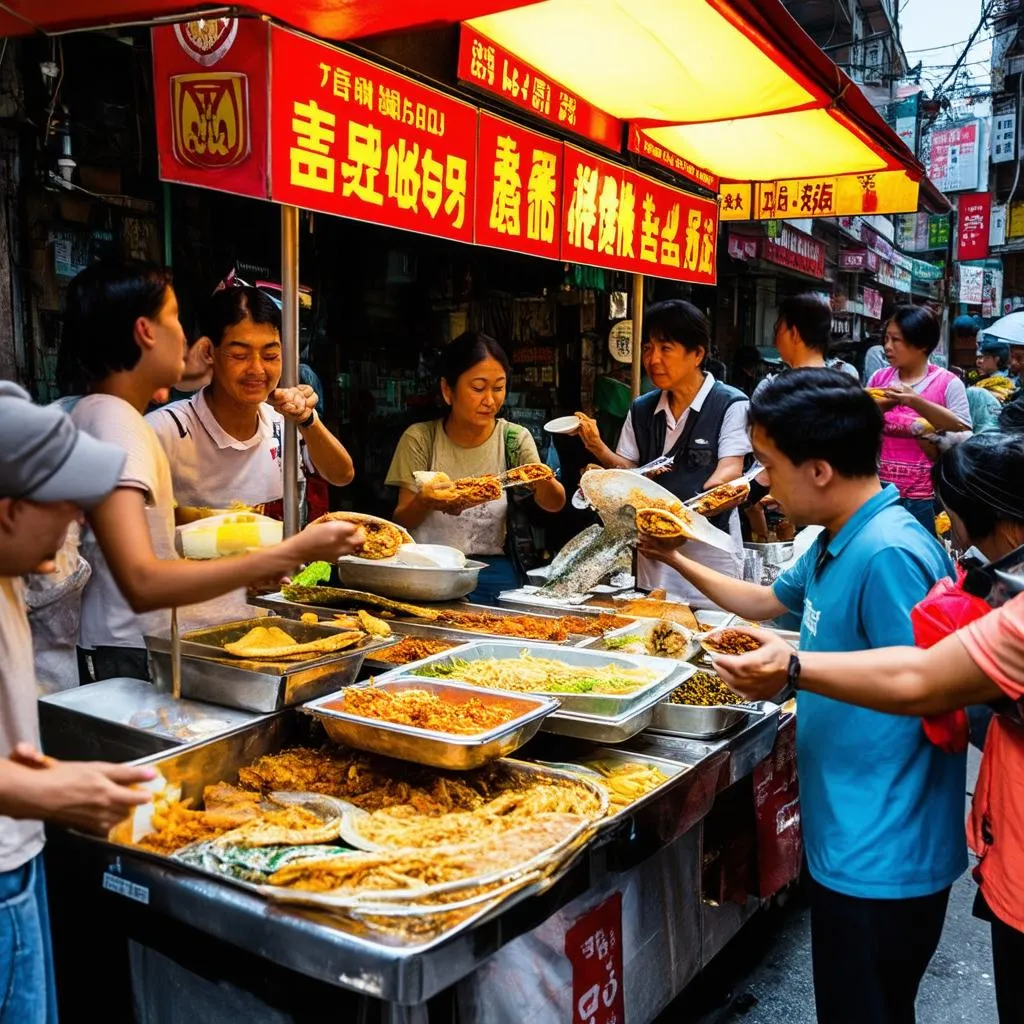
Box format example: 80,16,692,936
565,892,625,1024
562,144,719,285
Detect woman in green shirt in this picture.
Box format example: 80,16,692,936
386,332,565,604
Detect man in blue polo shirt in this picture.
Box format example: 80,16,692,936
639,367,964,1024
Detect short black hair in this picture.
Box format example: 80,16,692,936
777,293,832,354
201,286,281,347
642,300,710,357
439,331,511,390
58,260,174,392
749,366,882,478
998,396,1024,434
978,337,1010,367
890,305,940,355
935,433,1024,540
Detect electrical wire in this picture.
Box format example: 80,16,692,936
42,38,64,148
933,0,999,96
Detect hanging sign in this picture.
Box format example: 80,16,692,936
458,25,622,152
992,99,1017,164
927,121,980,193
152,18,271,199
862,286,883,319
759,224,825,279
562,144,719,285
608,320,633,363
928,215,951,249
957,193,991,262
270,26,478,242
719,183,753,221
475,112,562,260
565,893,625,1024
958,264,985,305
627,127,719,192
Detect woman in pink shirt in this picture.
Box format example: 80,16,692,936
716,432,1024,1022
868,306,971,534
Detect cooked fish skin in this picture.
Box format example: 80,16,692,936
279,586,441,620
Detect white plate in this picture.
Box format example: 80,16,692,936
544,415,581,435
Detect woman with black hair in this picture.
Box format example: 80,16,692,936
386,332,565,604
718,433,1024,1023
576,300,750,603
867,305,971,534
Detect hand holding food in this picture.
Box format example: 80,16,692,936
413,471,502,515
270,384,318,425
711,626,794,701
574,411,603,453
502,463,555,488
312,511,406,559
635,508,689,548
290,519,366,563
866,387,897,412
882,382,919,409
637,531,687,562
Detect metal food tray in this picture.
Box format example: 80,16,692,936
373,639,682,718
302,678,558,770
576,617,701,660
333,558,488,602
145,618,397,713
647,700,752,739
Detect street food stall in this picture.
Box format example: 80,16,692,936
3,0,948,1020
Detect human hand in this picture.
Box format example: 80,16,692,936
11,742,53,769
574,412,603,453
270,385,318,425
637,533,687,561
883,383,918,409
29,759,157,835
291,520,366,562
712,627,794,701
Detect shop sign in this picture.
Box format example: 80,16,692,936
956,192,991,262
562,144,719,285
1003,295,1024,314
270,26,478,243
719,183,752,221
926,120,980,193
759,224,825,279
983,268,1003,318
891,251,914,273
565,893,625,1024
928,215,951,249
838,249,879,273
751,171,918,220
837,215,866,241
992,99,1017,164
628,127,718,191
958,264,985,305
911,259,944,282
862,286,883,319
475,112,562,260
727,231,757,261
458,26,622,152
152,18,271,199
863,227,894,263
876,260,912,291
991,204,1007,248
1008,201,1024,239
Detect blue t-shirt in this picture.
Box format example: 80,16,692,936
772,486,966,900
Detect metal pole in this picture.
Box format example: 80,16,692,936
281,204,301,538
631,273,644,397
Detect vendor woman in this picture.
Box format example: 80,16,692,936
576,300,750,605
387,332,565,605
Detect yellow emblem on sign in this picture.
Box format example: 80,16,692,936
171,72,249,170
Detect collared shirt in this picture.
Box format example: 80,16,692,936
616,375,750,605
146,388,313,510
772,485,966,899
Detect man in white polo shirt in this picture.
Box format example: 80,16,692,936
147,286,354,521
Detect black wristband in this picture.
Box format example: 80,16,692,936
298,410,316,429
787,653,801,692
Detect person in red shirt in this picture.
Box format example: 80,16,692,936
715,432,1024,1023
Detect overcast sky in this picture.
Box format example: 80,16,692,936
899,0,993,94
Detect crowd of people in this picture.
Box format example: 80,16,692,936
1,262,1023,1023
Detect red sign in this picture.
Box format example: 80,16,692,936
727,231,757,261
838,249,879,273
754,716,802,899
152,18,270,199
760,224,826,279
862,286,883,319
270,26,477,243
957,192,992,262
565,893,625,1024
628,126,718,192
562,144,719,284
475,112,562,260
458,25,622,152
927,121,980,193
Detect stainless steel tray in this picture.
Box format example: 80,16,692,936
375,639,681,717
333,558,487,602
648,700,751,739
145,618,397,713
302,678,557,770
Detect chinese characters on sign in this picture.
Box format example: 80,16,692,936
719,184,752,222
270,26,478,242
992,100,1017,165
957,192,991,262
760,224,826,279
862,286,883,320
758,177,838,218
628,127,719,191
458,26,622,152
475,112,562,259
562,145,718,285
565,893,625,1024
927,121,980,193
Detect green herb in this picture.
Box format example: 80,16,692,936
292,561,332,588
604,635,643,650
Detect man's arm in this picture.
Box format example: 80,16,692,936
636,541,788,621
299,415,355,486
575,412,635,469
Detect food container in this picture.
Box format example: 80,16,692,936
302,678,558,770
743,540,795,567
145,618,397,713
537,685,676,744
333,559,488,601
377,639,682,718
175,512,283,559
647,701,752,739
578,618,701,660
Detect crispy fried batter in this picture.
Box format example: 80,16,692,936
223,627,364,660
636,507,686,538
690,481,750,517
452,476,502,503
374,636,456,665
503,463,554,485
338,687,519,735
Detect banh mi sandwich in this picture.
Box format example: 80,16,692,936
690,480,751,517
412,471,502,505
311,512,410,560
635,507,688,540
503,463,555,486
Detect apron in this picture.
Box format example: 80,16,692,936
413,421,510,556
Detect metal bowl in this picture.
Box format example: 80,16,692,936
333,559,488,601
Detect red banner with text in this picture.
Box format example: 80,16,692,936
562,144,719,284
628,126,718,192
475,112,562,260
270,26,478,243
956,192,991,262
152,17,270,199
458,25,622,152
565,893,625,1024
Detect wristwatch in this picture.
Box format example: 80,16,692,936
786,652,801,692
298,410,317,429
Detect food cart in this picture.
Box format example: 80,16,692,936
4,1,949,1020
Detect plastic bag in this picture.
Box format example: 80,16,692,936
912,574,992,753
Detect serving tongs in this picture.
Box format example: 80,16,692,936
571,455,675,510
680,462,764,512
